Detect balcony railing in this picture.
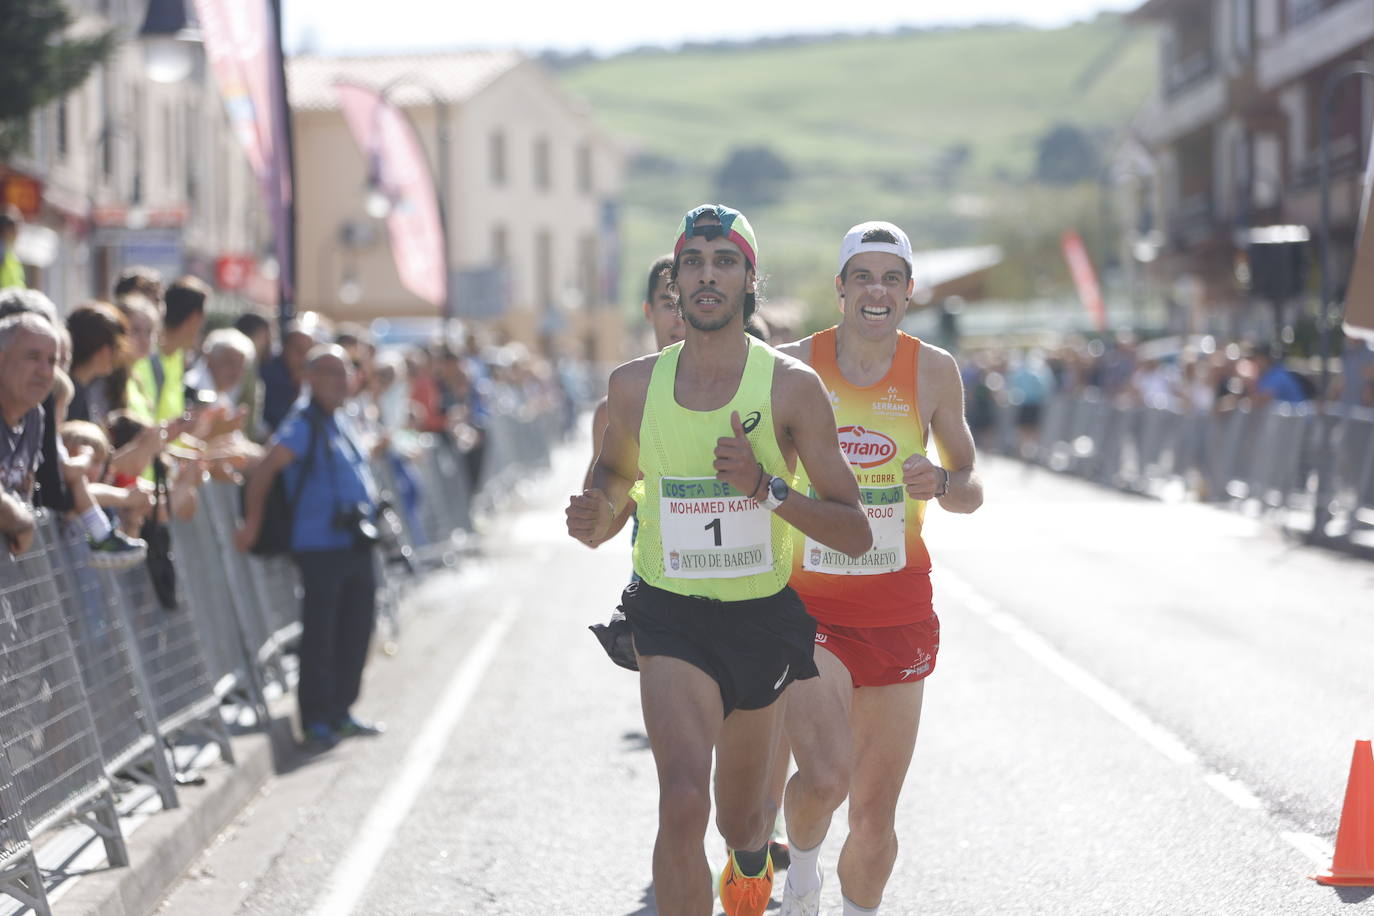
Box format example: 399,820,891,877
1288,0,1352,28
1166,52,1217,98
1257,0,1374,90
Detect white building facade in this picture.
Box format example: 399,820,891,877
1,0,269,312
288,51,625,351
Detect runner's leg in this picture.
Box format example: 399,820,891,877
714,698,788,854
836,679,925,909
782,645,853,850
767,731,792,864
723,710,791,855
638,652,726,916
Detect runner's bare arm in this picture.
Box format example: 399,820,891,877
583,397,609,491
582,396,635,546
925,347,983,514
568,359,650,547
773,361,871,558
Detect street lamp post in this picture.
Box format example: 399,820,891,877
364,76,453,322
139,0,202,85
1311,61,1374,543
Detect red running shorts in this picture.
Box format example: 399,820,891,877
813,614,940,688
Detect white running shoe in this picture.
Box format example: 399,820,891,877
779,872,822,916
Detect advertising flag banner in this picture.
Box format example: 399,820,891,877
193,0,294,305
1342,125,1374,341
1061,229,1107,332
335,81,447,309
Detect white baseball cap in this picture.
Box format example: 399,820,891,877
837,221,915,277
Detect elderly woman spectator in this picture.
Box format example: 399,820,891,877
66,301,128,427
174,329,261,478
189,327,264,440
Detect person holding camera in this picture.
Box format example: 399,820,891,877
236,345,384,750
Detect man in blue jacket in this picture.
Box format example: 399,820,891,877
237,345,384,749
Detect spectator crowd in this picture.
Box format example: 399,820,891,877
961,332,1374,450
0,264,573,750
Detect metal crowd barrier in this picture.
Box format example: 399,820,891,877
0,403,562,913
197,481,302,695
170,509,265,716
992,394,1374,547
474,409,557,511
49,522,178,810
409,436,476,567
105,558,233,765
0,523,128,915
1328,410,1374,535
0,743,44,916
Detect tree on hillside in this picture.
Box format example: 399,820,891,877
0,0,117,159
1035,124,1100,186
714,145,793,208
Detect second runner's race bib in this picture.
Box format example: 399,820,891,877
803,484,906,575
659,476,772,579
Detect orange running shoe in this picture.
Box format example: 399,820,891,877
719,849,775,916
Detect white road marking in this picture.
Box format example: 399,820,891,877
936,570,1316,839
1280,832,1335,867
1204,773,1264,810
309,604,517,916
938,572,1198,766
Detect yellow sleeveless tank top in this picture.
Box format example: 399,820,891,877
631,337,794,600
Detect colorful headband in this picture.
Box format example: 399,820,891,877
673,204,758,268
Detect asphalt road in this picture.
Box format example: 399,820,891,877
154,434,1374,916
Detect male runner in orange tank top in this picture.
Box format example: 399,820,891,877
774,222,983,915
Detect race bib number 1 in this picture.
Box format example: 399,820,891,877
803,485,905,575
659,477,772,579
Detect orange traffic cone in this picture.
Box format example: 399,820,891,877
1313,739,1374,886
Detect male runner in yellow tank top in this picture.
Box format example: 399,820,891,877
567,204,872,916
774,222,983,916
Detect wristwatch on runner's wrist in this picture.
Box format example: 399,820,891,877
760,476,789,511
933,466,950,499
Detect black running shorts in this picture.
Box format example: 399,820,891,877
617,579,818,716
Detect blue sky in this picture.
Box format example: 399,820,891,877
284,1,1142,56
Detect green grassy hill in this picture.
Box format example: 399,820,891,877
561,16,1156,324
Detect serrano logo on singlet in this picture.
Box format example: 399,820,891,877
837,425,897,469
874,385,912,418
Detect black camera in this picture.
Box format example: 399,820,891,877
332,502,381,548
